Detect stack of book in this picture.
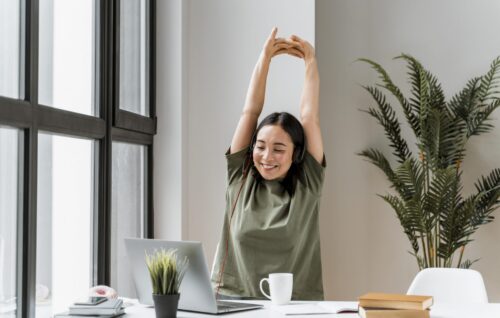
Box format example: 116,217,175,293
55,298,124,317
358,293,433,318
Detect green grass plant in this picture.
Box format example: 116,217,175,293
145,249,189,295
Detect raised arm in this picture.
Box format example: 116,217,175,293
230,28,303,153
290,35,324,164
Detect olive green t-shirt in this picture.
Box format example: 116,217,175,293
210,147,326,300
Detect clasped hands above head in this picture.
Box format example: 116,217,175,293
261,27,316,63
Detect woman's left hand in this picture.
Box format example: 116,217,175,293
288,35,316,65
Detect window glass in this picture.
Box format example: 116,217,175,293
39,0,97,116
110,142,146,297
0,0,21,99
36,133,95,317
119,0,149,116
0,127,22,318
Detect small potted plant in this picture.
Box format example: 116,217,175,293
145,249,189,318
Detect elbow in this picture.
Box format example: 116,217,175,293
300,114,320,126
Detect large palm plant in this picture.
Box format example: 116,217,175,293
359,54,500,269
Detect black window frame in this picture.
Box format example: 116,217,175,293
114,0,157,135
0,1,156,317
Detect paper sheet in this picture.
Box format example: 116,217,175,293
271,303,333,315
318,301,359,313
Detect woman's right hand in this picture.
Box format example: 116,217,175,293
261,27,304,61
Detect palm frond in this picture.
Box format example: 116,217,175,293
358,58,420,136
358,148,395,182
395,54,430,125
459,258,480,269
438,183,475,260
423,167,458,230
393,158,424,202
361,85,412,163
479,56,500,103
467,99,500,137
380,194,420,254
471,168,500,227
409,251,425,270
424,108,467,170
426,70,447,112
448,77,481,129
448,62,500,138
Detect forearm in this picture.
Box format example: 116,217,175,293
300,58,323,163
242,54,271,117
300,59,320,122
230,55,271,153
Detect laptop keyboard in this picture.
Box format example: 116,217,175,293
217,300,261,312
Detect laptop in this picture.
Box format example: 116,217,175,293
124,238,263,314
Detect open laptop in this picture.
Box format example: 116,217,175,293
124,238,263,314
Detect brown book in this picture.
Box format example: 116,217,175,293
358,293,433,310
359,306,430,318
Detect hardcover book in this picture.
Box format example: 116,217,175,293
358,293,433,310
359,306,430,318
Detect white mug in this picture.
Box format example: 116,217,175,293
259,273,293,305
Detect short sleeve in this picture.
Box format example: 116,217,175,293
299,151,326,195
226,147,249,185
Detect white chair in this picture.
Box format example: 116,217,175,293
407,268,488,304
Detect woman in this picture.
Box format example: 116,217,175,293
211,27,325,300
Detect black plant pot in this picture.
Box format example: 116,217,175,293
152,293,180,318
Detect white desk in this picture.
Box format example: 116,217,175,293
124,300,500,318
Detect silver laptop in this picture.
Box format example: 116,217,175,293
124,238,263,314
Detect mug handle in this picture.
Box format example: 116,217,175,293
259,278,271,300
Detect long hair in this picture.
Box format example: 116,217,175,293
246,112,306,195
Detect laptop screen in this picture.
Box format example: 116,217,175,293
124,239,219,313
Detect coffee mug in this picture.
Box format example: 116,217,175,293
259,273,293,305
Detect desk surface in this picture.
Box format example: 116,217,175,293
124,300,500,318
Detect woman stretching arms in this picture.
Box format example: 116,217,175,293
211,27,325,300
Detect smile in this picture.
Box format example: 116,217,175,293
260,163,278,170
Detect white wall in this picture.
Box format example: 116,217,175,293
156,0,500,302
154,0,186,241
317,0,500,301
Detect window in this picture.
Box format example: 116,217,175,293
0,127,22,318
114,0,156,135
38,0,97,116
110,142,147,298
36,134,95,317
0,1,156,317
0,0,21,99
119,0,149,116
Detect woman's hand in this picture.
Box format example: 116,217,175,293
261,27,304,61
289,34,316,65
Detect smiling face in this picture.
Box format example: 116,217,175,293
252,124,295,180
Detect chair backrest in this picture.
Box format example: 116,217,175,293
407,268,488,304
